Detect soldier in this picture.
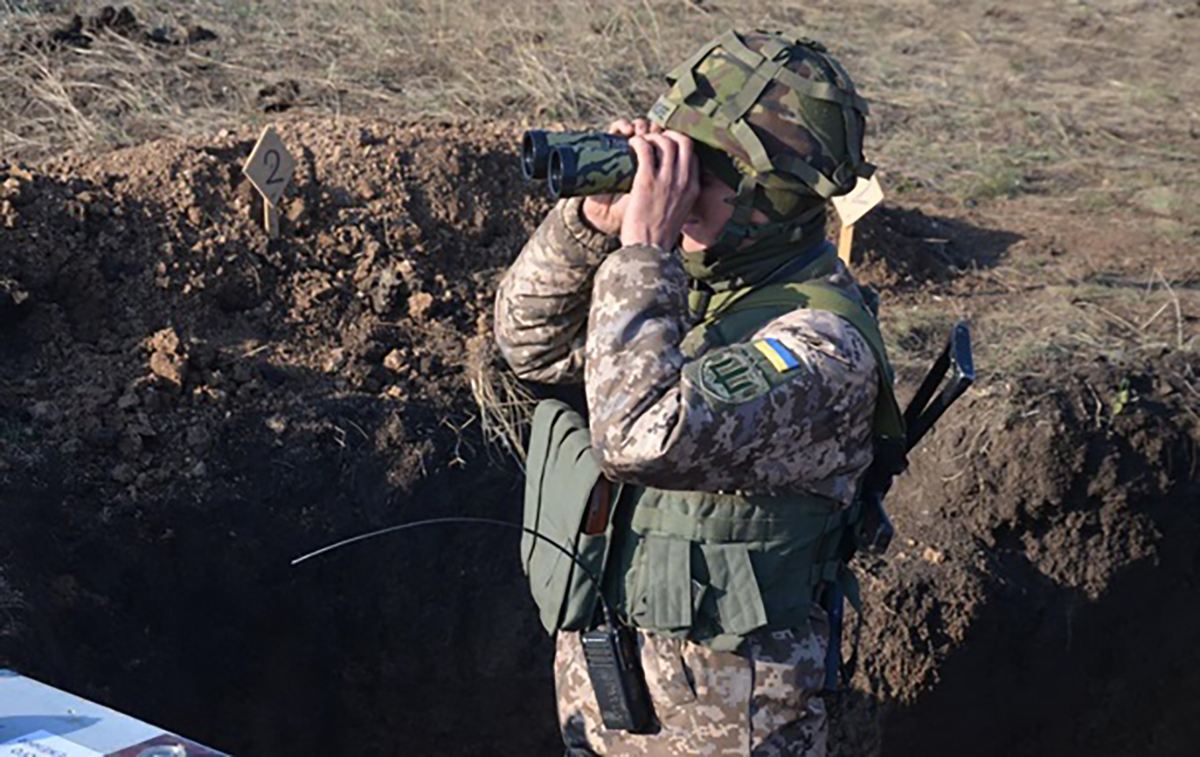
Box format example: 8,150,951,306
495,30,895,756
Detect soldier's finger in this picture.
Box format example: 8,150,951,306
661,131,696,189
608,118,635,137
632,118,651,136
685,149,701,203
627,135,657,190
645,134,676,181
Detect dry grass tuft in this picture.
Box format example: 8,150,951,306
465,334,536,466
882,263,1199,398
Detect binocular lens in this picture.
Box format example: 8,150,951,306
547,148,572,199
521,131,548,180
523,129,599,181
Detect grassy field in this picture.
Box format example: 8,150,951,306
2,0,1198,220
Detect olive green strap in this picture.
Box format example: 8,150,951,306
805,46,873,193
772,154,845,199
711,280,906,443
772,67,870,113
630,496,837,543
712,29,763,68
701,543,768,635
720,56,784,125
665,33,726,99
658,31,865,203
729,120,773,173
739,282,890,373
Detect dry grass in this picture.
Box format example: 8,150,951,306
3,0,1199,227
980,279,1196,375
881,259,1199,414
466,334,536,466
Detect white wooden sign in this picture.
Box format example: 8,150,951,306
241,126,295,238
831,174,885,263
831,174,884,228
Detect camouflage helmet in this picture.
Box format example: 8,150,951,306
648,30,872,249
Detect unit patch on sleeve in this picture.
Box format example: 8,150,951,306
686,337,815,406
692,349,771,404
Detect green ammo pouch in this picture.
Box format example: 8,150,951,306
522,399,622,635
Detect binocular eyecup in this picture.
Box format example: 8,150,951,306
520,130,553,181
547,148,578,199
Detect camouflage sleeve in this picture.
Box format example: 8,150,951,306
585,245,878,504
494,197,620,383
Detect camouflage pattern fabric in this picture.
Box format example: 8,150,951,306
583,245,876,504
524,130,628,180
550,140,637,199
648,31,869,222
495,201,877,503
495,198,878,753
494,197,619,385
556,609,830,756
660,35,849,178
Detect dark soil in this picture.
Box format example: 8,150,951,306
1,118,1198,757
0,118,558,755
854,353,1200,757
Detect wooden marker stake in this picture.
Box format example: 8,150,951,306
263,200,280,239
837,224,855,264
242,126,295,239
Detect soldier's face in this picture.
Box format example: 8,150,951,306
680,170,768,254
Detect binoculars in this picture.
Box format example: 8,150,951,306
521,130,636,199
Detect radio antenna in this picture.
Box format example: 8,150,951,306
292,516,618,629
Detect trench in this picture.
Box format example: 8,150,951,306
7,368,1198,757
4,438,559,755
2,121,1199,756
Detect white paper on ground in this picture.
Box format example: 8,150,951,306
1,729,103,757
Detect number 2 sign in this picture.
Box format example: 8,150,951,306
242,126,295,238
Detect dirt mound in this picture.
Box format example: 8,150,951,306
855,353,1200,756
1,118,546,507
2,119,1198,757
845,201,1022,290
1,117,558,755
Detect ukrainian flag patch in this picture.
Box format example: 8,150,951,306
753,338,801,373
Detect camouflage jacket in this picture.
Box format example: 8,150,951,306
494,198,877,505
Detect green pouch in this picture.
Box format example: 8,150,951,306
522,399,621,634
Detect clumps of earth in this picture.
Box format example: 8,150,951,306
0,119,544,510
1,118,1198,757
27,5,218,50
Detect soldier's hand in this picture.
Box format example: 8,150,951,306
619,131,700,250
581,118,661,236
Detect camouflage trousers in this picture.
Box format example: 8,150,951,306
555,609,829,756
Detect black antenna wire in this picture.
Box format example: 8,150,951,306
291,516,617,629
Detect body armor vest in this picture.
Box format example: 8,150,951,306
522,255,901,651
